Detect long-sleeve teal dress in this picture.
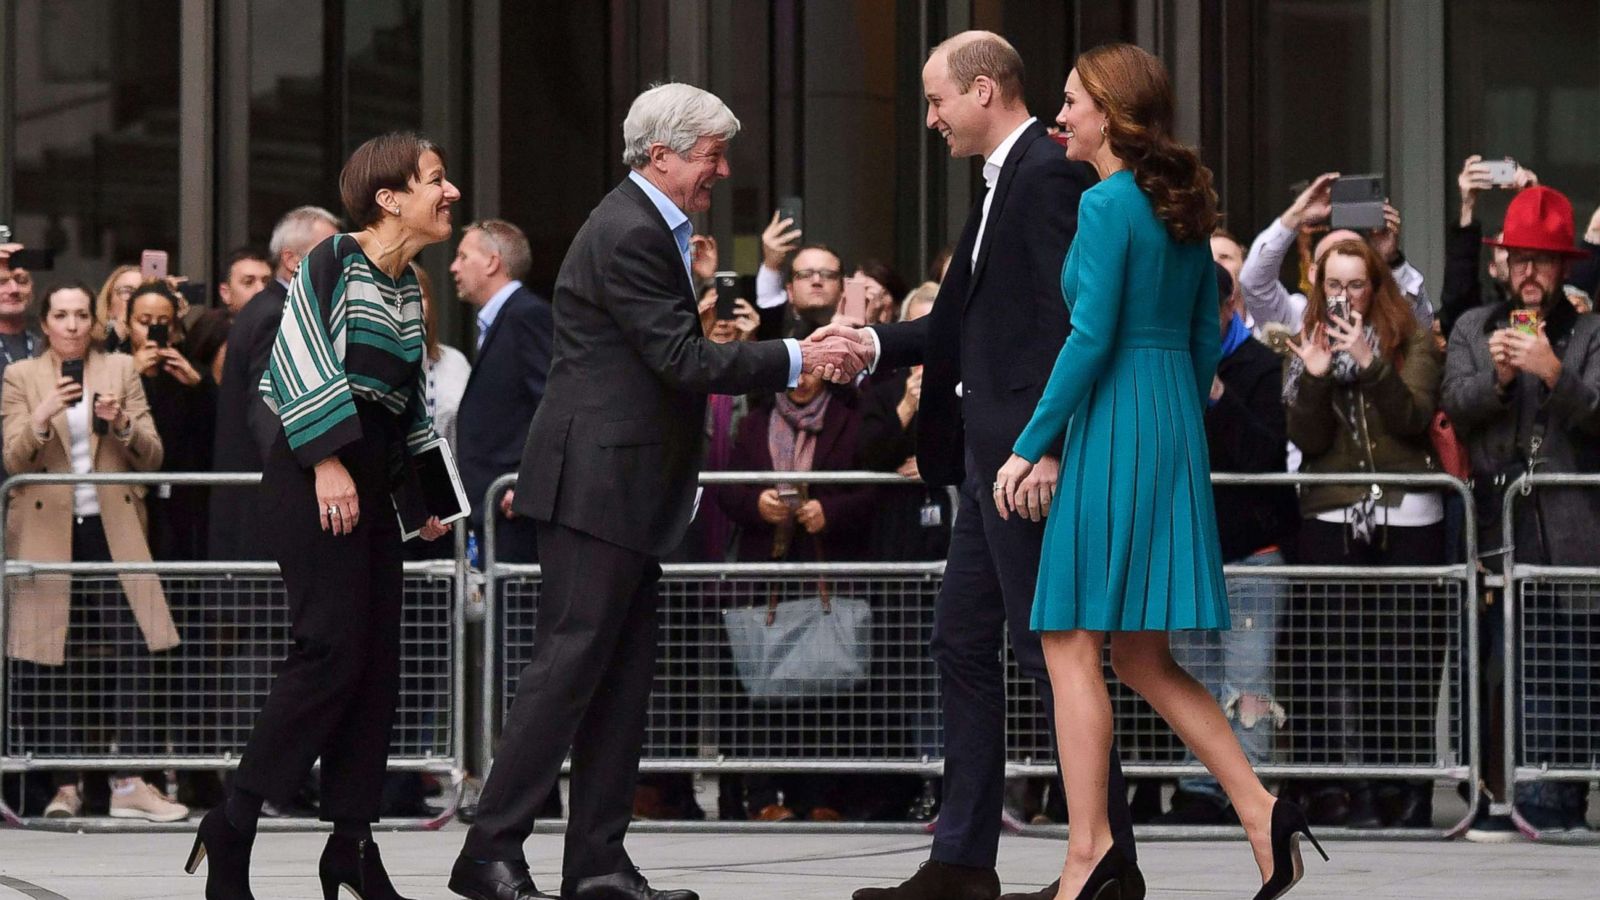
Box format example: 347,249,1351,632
1013,169,1230,633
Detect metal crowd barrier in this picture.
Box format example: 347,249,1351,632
0,472,468,822
1501,474,1600,800
482,471,1480,807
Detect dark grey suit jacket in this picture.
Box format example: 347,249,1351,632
208,278,287,560
513,176,792,557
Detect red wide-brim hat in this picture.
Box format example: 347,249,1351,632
1484,185,1589,258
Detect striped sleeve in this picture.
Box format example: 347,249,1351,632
259,236,363,466
403,361,437,456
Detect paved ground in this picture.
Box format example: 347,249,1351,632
0,825,1594,899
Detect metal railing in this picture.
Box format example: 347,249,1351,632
0,472,468,821
1500,474,1600,802
482,471,1481,811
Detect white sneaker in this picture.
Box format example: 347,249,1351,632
43,785,81,818
108,778,191,822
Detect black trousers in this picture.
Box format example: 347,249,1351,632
233,405,404,822
932,464,1135,868
464,520,659,878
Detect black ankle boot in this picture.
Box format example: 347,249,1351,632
319,834,416,900
183,806,256,900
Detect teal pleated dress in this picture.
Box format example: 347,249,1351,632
1013,170,1230,633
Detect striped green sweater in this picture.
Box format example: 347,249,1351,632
259,233,435,467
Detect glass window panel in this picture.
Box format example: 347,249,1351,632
247,0,328,246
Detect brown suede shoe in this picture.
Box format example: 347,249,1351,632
852,861,1000,900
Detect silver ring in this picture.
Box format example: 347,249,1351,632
327,505,338,516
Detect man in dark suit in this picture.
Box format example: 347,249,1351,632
815,33,1143,900
209,206,339,561
450,219,552,563
448,83,866,900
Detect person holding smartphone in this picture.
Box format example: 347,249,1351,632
124,282,215,561
1284,238,1446,831
1,281,183,823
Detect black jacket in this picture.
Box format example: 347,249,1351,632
513,177,792,557
207,279,287,560
1204,337,1298,562
145,369,217,561
456,284,552,526
869,120,1095,486
855,370,952,560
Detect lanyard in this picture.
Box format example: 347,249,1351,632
0,332,35,367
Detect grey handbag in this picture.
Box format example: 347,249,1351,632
722,550,872,703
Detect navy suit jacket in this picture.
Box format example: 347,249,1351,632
872,120,1095,487
456,284,554,526
207,278,287,560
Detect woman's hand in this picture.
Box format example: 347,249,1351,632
419,516,451,542
1289,323,1334,378
93,393,129,433
131,343,163,377
1327,310,1373,369
757,488,792,525
158,348,202,386
315,457,360,535
732,298,760,341
31,376,83,432
992,453,1035,520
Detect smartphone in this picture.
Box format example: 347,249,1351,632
177,281,206,308
840,276,871,322
1481,157,1518,187
777,195,804,235
1329,174,1385,231
61,357,85,404
140,249,169,282
1510,308,1540,335
90,393,108,436
8,247,55,271
713,271,739,320
1327,295,1350,323
147,322,170,348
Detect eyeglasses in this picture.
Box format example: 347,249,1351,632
793,268,842,282
1507,252,1560,271
113,285,138,297
1323,279,1368,294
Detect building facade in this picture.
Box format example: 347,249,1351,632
1,0,1595,344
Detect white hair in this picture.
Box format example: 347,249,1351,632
269,205,341,260
620,83,740,169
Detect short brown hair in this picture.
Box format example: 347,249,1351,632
339,132,447,229
932,31,1025,106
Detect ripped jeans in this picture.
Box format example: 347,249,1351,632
1171,548,1286,803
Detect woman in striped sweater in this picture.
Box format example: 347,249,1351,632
186,132,459,900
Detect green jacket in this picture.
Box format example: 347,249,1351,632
1286,328,1443,516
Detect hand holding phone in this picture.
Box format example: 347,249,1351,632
60,358,85,404
839,276,870,323
1327,296,1350,324
1510,307,1540,336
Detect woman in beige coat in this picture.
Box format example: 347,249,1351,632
2,281,186,822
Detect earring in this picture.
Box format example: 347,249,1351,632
1100,122,1107,137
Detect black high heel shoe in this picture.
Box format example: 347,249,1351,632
1252,800,1329,900
183,806,256,900
319,834,416,900
1068,848,1131,900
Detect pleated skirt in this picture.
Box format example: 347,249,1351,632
1031,346,1231,633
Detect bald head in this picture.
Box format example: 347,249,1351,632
929,31,1026,109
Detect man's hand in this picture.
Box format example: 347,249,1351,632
896,456,920,480
762,210,801,271
1488,329,1519,387
1281,172,1339,230
800,334,871,384
500,489,517,519
757,488,792,525
1209,375,1226,404
1501,323,1563,389
795,499,826,534
690,235,719,283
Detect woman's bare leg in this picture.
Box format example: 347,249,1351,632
1039,630,1117,898
1109,630,1278,880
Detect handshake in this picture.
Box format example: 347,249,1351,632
799,323,876,384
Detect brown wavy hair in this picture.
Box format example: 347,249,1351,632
1075,43,1218,243
1301,238,1415,366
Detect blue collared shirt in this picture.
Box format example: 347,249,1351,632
627,170,800,386
476,279,522,351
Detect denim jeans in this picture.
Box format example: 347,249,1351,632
1171,548,1286,802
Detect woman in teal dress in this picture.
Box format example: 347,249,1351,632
992,44,1324,900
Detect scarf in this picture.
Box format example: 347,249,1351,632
1281,324,1380,408
767,390,832,487
1219,313,1251,360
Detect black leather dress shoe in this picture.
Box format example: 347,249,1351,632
560,868,697,900
853,860,1000,900
448,856,556,900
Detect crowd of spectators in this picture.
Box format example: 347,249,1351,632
0,154,1596,837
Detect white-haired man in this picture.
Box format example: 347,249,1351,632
210,205,339,562
449,83,866,900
